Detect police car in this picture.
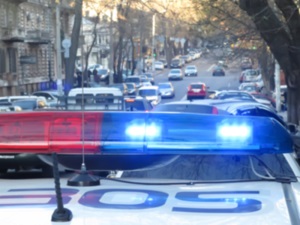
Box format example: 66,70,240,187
0,111,300,225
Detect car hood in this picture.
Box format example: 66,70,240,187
185,69,196,72
1,178,299,225
144,96,158,101
160,88,173,93
254,98,271,105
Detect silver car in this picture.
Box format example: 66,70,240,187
184,65,198,76
168,69,183,80
158,82,175,98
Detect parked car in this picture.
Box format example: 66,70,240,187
238,83,260,92
168,69,183,80
153,100,228,114
240,57,253,70
187,82,207,100
158,82,175,98
184,65,198,76
158,59,168,68
214,90,273,108
97,68,110,82
154,61,164,70
239,69,260,83
88,64,103,73
12,98,48,111
32,90,60,107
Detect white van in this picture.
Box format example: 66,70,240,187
67,87,124,110
138,86,161,106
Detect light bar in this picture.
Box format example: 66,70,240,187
0,111,293,154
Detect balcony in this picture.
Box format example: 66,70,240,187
1,28,26,43
25,29,51,44
0,73,18,87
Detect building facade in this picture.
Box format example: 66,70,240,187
0,0,54,96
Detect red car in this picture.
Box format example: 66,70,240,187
187,82,207,100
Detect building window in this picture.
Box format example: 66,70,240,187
0,49,6,74
8,48,17,73
0,6,7,28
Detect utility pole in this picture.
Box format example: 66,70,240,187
109,9,114,84
152,14,156,71
275,60,281,112
55,1,63,96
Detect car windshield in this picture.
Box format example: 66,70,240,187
125,100,147,111
158,83,171,89
138,89,157,96
12,100,36,110
170,70,180,73
110,84,124,90
191,84,203,89
98,69,108,75
126,83,134,89
125,77,140,83
122,154,295,181
242,85,256,91
186,66,196,70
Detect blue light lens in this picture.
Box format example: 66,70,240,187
100,112,293,154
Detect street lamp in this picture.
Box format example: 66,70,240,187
152,14,156,71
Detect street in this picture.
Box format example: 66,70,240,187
152,56,241,103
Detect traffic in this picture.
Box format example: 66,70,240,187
0,48,298,225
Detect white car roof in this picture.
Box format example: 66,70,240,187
139,86,159,90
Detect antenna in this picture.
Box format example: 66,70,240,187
51,153,72,222
67,67,100,186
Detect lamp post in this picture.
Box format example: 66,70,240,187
152,13,156,71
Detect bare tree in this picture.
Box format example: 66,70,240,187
65,0,83,94
238,0,300,124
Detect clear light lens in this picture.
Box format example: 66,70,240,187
217,124,252,141
125,122,161,139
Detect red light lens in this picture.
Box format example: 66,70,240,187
0,112,102,154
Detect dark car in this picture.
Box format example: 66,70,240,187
240,57,253,70
212,66,225,76
153,100,229,114
109,83,128,96
125,82,137,95
124,76,142,89
124,97,153,111
170,59,184,68
97,69,110,82
142,73,155,85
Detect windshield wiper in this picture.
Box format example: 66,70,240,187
249,156,295,183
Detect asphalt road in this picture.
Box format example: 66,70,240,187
153,56,241,103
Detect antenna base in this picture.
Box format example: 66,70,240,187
51,208,73,222
67,170,100,186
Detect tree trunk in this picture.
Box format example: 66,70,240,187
65,0,83,94
239,0,300,124
130,37,136,75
